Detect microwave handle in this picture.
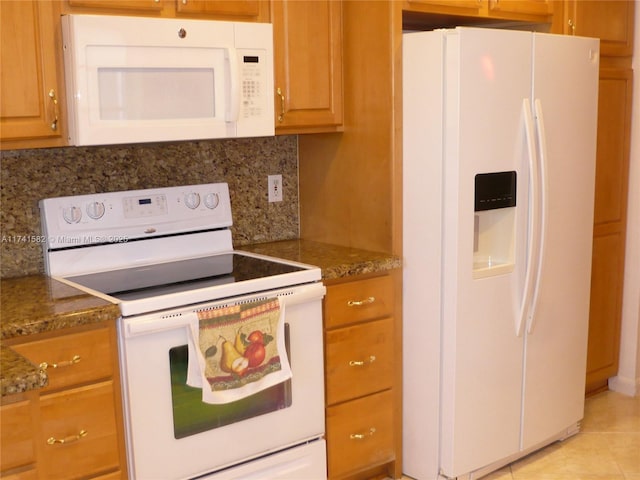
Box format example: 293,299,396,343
225,47,240,123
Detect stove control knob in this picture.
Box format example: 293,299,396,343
184,192,200,209
204,193,220,209
86,201,106,220
62,206,82,224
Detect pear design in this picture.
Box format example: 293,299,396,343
220,337,249,376
234,332,246,355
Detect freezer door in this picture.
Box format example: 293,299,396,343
520,33,599,451
439,27,533,478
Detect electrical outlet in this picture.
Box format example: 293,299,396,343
268,175,283,202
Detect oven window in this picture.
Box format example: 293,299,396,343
168,329,292,439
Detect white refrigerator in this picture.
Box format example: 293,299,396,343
402,27,599,479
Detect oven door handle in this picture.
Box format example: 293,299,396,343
126,313,199,336
125,283,326,336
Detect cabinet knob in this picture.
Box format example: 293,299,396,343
347,296,375,307
568,19,576,34
47,429,88,445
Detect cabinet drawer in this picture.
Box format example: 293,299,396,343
11,327,114,392
1,398,36,472
39,381,120,480
325,318,394,405
325,275,393,329
326,390,394,478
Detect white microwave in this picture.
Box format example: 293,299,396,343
61,15,274,146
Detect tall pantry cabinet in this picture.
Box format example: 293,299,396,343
560,0,635,394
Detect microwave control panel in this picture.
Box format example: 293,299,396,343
239,52,267,119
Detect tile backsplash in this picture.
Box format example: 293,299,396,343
0,136,299,278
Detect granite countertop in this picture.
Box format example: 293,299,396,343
1,275,120,397
0,241,400,397
240,239,402,281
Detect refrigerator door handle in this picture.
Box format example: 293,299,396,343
516,98,539,337
527,99,550,334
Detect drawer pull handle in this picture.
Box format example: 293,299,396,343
350,427,376,440
47,429,88,445
347,296,375,307
349,355,376,367
39,354,81,370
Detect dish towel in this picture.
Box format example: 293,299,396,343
186,297,292,404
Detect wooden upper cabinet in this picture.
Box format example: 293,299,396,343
487,0,552,17
564,0,635,56
65,0,269,21
0,0,66,149
66,0,164,13
404,0,552,21
404,0,482,16
175,0,268,21
271,0,343,134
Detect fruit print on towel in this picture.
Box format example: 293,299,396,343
197,298,284,391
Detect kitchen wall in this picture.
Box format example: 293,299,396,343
0,136,299,278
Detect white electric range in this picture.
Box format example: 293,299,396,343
40,183,327,479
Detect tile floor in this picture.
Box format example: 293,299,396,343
403,390,640,480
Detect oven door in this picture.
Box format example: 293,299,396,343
118,282,326,480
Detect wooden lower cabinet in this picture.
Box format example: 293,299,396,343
1,392,38,478
39,381,121,479
323,272,401,479
584,66,633,393
4,322,127,480
325,318,394,405
326,390,395,478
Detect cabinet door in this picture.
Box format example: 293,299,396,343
325,318,394,405
487,0,552,17
176,0,269,21
11,328,114,393
39,381,121,480
566,0,635,56
403,0,482,15
585,67,632,393
0,0,65,147
404,0,551,19
324,275,394,329
0,396,37,473
272,0,343,133
66,0,164,12
326,390,395,478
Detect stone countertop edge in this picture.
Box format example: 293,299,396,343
1,345,48,397
1,275,120,397
0,241,400,397
240,239,402,281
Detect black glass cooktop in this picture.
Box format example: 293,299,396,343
66,253,305,301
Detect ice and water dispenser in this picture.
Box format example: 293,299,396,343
473,171,516,279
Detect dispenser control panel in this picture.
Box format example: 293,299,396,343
474,171,517,211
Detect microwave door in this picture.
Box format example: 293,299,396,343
81,46,233,145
